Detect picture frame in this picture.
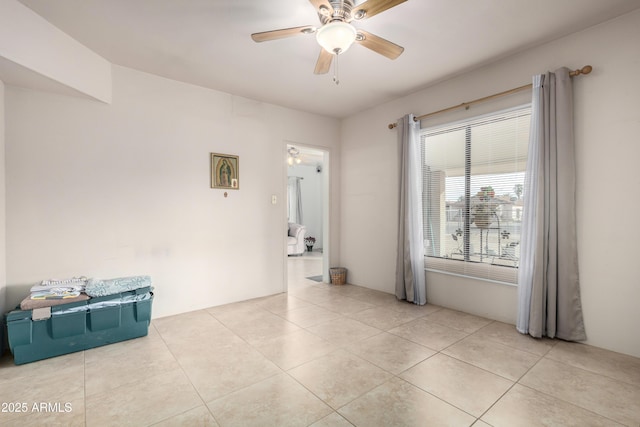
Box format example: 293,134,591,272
210,153,239,190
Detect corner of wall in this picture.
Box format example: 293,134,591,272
0,0,112,103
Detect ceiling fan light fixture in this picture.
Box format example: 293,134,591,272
316,21,357,55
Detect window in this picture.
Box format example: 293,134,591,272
421,106,531,284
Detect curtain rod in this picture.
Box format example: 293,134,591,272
388,65,592,129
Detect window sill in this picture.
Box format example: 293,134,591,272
424,256,518,286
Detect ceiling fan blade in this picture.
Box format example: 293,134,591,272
251,26,315,42
308,0,334,16
355,30,404,59
314,49,333,74
352,0,407,20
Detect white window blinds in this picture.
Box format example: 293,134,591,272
421,105,531,284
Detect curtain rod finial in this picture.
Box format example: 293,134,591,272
570,65,592,77
388,123,397,129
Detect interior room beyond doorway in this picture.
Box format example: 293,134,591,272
286,144,327,284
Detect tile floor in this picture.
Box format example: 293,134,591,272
1,254,639,426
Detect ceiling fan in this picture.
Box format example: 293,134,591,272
251,0,407,79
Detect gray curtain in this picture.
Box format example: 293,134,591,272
287,177,303,224
395,114,426,305
517,68,586,341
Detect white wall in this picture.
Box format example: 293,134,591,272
341,10,640,357
0,80,5,315
288,163,324,249
5,65,340,318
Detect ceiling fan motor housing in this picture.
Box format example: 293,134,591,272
319,0,355,24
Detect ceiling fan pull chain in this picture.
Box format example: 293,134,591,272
333,53,340,85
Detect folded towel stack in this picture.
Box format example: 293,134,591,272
19,275,152,311
85,275,152,297
18,276,89,310
28,276,88,300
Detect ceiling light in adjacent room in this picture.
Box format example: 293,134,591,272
287,147,302,165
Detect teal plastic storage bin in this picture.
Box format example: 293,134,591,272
6,288,153,365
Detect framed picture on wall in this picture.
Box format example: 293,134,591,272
210,153,239,190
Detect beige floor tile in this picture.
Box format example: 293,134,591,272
387,300,442,316
176,341,282,402
281,304,343,328
339,287,397,307
85,368,202,426
288,349,392,409
388,317,468,351
289,278,323,290
163,329,246,360
323,283,368,296
425,308,493,333
316,296,377,315
287,253,323,279
153,309,217,332
3,257,638,427
84,332,180,396
443,335,541,380
208,373,332,427
164,322,246,359
220,310,301,344
0,395,85,426
153,310,231,345
472,321,556,356
0,352,84,424
520,358,640,426
288,286,337,304
0,351,84,382
205,299,263,323
482,384,623,427
345,332,436,374
306,317,382,347
399,353,513,417
0,357,84,425
545,340,640,386
347,306,425,331
338,377,476,426
253,293,313,314
251,329,339,370
309,412,355,427
156,311,248,358
152,405,219,426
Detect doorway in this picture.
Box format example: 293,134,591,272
284,143,330,290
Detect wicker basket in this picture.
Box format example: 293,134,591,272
329,267,347,285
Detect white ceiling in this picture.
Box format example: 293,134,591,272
15,0,640,118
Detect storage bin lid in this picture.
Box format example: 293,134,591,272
89,286,152,303
50,300,89,313
6,310,32,322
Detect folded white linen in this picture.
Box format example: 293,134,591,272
30,276,88,292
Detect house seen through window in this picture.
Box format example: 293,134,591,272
421,105,531,284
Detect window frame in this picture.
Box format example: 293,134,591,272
419,104,531,285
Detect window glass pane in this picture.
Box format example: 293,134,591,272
421,106,530,284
